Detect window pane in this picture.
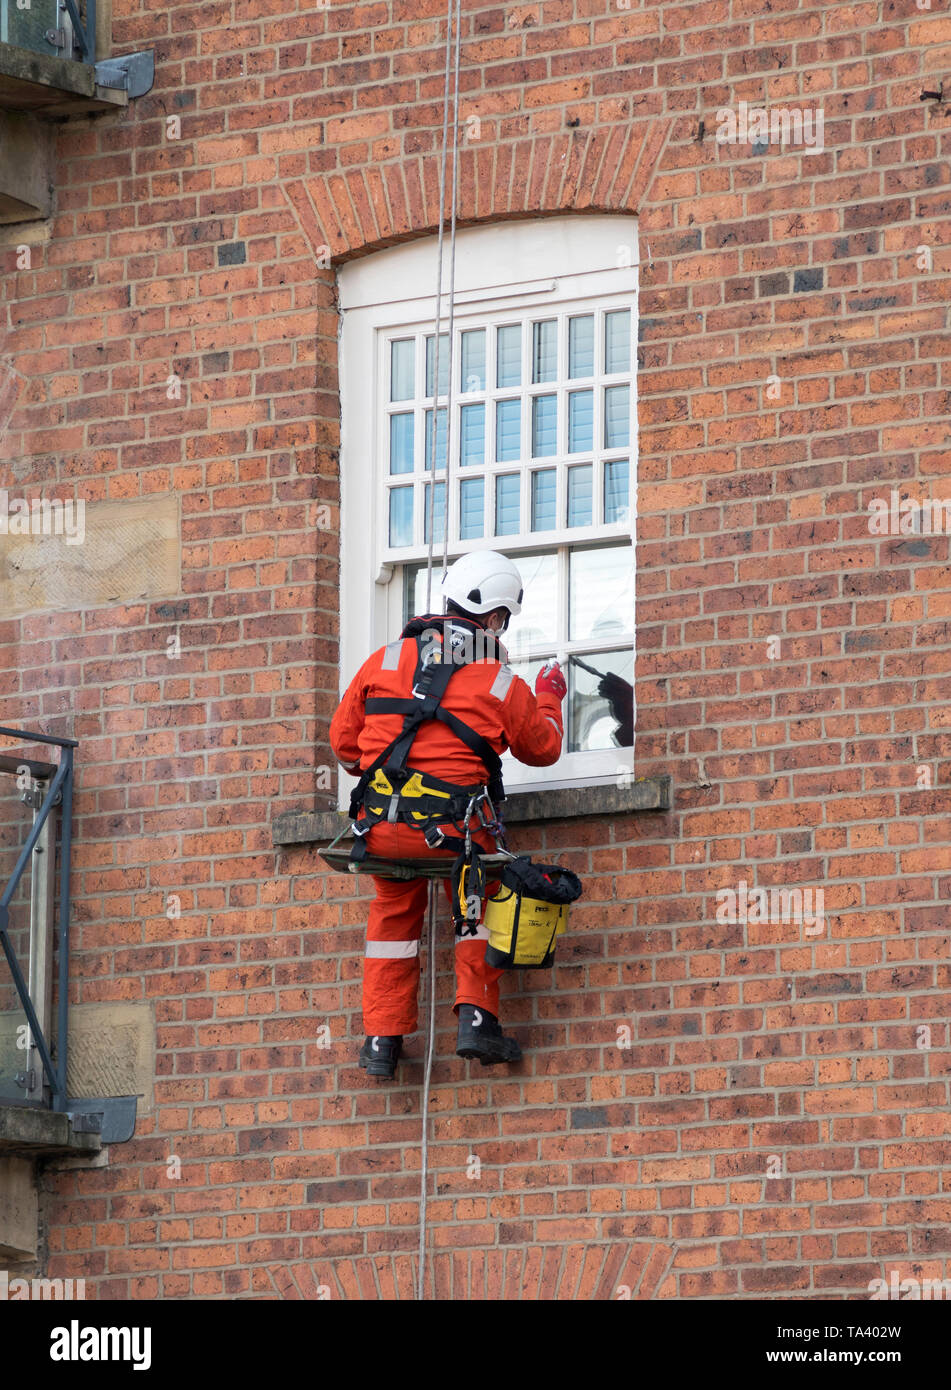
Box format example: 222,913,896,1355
531,394,557,458
426,333,449,397
569,546,634,641
495,474,520,535
604,459,630,524
604,310,631,374
532,319,557,383
389,412,414,474
390,339,414,401
389,486,413,547
460,403,485,467
495,399,521,462
531,469,556,531
461,330,485,393
425,407,447,470
405,563,441,624
459,477,484,539
567,464,592,528
568,315,594,377
505,553,558,661
568,390,593,453
604,385,630,447
423,482,446,544
496,325,521,387
568,649,633,753
404,563,425,625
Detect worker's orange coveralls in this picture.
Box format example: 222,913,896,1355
329,621,564,1035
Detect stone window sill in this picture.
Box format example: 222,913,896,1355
272,775,671,847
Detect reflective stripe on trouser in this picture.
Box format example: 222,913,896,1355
362,820,503,1036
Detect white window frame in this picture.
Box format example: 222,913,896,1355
337,215,638,806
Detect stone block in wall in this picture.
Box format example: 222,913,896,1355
0,494,180,620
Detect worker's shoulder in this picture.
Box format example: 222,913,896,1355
373,634,409,671
463,655,523,704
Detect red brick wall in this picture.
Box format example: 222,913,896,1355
1,0,950,1299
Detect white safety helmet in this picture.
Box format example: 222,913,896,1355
441,550,523,618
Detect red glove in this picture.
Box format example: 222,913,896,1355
535,661,567,701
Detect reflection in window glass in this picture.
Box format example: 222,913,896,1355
567,464,592,527
495,474,520,536
531,469,556,531
390,339,414,401
532,320,557,383
461,330,485,393
424,408,447,470
504,553,557,660
389,487,413,547
568,315,594,377
460,477,484,539
567,648,633,752
604,385,630,447
423,481,446,544
569,546,634,641
497,325,521,387
389,413,414,474
425,333,449,396
460,403,485,467
568,390,593,453
496,399,521,461
604,459,629,523
531,395,557,457
604,310,631,374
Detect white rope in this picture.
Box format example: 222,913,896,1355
418,0,462,1304
416,882,438,1301
441,0,462,584
424,0,456,614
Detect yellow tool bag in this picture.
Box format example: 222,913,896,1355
482,856,583,969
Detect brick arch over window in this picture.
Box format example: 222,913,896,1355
284,120,674,260
265,1240,676,1301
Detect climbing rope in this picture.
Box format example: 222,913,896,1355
418,0,463,1304
424,0,462,613
416,884,438,1301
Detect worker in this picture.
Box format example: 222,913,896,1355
329,549,567,1079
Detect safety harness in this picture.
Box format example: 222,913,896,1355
347,615,506,872
345,614,583,958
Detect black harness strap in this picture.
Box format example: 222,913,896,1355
348,653,458,818
431,707,503,797
363,697,503,799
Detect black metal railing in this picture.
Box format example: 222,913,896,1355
62,0,96,63
0,727,76,1111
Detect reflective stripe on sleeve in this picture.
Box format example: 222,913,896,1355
546,716,562,733
455,923,489,944
365,939,420,958
489,664,514,700
380,640,403,671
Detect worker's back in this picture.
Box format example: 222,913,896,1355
330,613,563,786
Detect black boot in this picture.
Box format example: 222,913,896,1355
456,1005,521,1065
359,1034,403,1078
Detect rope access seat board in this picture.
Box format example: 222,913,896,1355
318,843,514,880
